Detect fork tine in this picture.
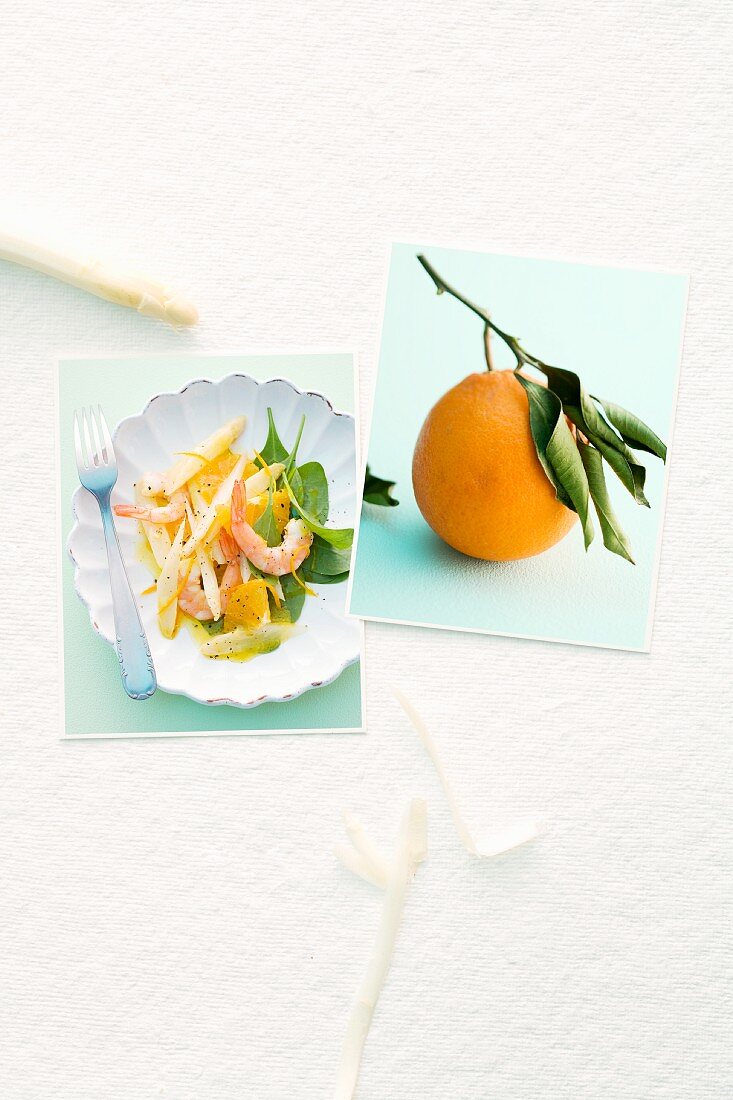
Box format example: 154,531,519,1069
82,409,96,467
88,405,103,465
73,411,87,469
98,405,113,463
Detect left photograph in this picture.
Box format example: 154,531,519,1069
57,351,364,738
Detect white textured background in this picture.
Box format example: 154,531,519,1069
1,3,731,1098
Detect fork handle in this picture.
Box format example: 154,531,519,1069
99,497,157,700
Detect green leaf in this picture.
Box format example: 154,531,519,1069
516,376,594,550
268,592,291,623
297,461,329,523
515,377,574,510
278,571,306,623
259,407,289,465
282,473,353,549
284,415,306,476
300,535,351,579
579,441,635,564
197,617,226,636
252,480,281,547
363,466,399,507
302,569,349,585
592,396,667,462
287,466,304,506
591,438,649,507
534,365,649,506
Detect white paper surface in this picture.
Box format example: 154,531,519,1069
1,2,731,1098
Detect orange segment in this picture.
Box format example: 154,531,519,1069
189,450,242,503
246,488,290,535
223,578,270,631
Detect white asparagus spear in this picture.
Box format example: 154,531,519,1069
0,229,197,325
157,520,187,639
162,416,247,495
135,484,171,570
334,799,427,1100
342,811,390,887
394,687,545,858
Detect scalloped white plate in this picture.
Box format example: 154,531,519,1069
68,374,360,708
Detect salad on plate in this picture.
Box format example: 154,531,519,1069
113,409,353,661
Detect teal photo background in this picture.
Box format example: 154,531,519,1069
59,352,363,737
349,244,688,651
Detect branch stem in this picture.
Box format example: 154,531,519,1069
417,253,545,373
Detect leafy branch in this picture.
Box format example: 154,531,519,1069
363,466,399,507
418,255,668,562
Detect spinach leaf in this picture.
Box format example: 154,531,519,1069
300,535,351,578
284,415,305,476
303,569,350,586
282,473,353,549
287,466,304,507
252,481,281,547
259,407,288,465
278,571,306,623
297,461,329,523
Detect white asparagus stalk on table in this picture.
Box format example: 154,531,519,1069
334,843,386,890
334,799,427,1100
338,811,390,888
0,229,198,326
394,687,545,857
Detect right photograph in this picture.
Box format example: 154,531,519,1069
348,242,689,651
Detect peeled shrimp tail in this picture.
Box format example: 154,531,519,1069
114,491,187,524
218,528,239,563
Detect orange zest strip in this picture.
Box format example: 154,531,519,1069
264,581,282,608
290,555,316,596
253,450,275,480
175,451,209,462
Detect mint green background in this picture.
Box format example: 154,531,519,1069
59,352,363,737
350,244,689,651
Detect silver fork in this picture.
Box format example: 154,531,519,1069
73,406,157,700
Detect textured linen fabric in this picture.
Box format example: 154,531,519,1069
1,2,731,1098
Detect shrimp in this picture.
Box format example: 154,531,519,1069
219,561,241,610
114,490,187,524
178,546,241,621
230,479,312,576
178,579,213,620
216,527,242,609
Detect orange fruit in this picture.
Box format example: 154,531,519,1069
412,370,577,561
